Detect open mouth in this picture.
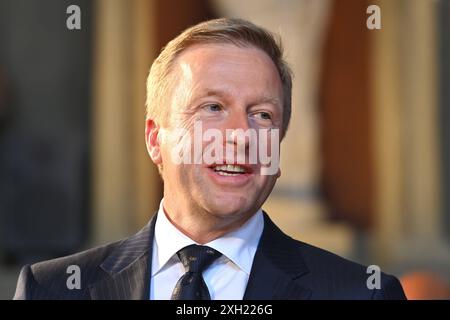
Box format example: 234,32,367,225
209,164,253,176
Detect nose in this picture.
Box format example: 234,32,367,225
225,110,252,147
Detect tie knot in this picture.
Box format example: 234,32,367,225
177,245,221,273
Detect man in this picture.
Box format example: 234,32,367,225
14,18,406,300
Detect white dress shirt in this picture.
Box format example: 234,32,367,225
149,199,264,300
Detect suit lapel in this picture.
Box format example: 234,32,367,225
243,212,312,300
88,211,311,300
89,214,157,300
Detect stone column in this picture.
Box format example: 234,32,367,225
91,0,160,245
372,0,450,271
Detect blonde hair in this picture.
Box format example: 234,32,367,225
146,18,293,136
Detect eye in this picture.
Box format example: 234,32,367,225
205,103,222,112
255,111,272,120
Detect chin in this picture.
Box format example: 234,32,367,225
204,194,256,219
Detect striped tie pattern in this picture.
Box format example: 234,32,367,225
171,244,221,300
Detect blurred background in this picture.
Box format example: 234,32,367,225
0,0,449,299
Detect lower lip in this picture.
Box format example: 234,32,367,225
206,168,253,186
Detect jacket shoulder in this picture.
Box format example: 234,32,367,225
14,240,122,300
291,239,406,299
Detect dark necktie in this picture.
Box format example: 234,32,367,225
171,244,221,300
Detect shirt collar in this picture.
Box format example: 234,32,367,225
152,199,264,276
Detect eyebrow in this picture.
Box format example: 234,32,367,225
196,89,228,101
256,96,282,107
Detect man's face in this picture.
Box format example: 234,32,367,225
149,43,284,226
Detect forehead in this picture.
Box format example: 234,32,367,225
171,43,283,98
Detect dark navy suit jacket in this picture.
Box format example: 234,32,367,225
13,212,406,299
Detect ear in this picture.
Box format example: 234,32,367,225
276,167,281,179
145,118,162,165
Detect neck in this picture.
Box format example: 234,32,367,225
162,197,255,244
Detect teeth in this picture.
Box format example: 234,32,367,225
217,171,240,176
214,164,246,173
